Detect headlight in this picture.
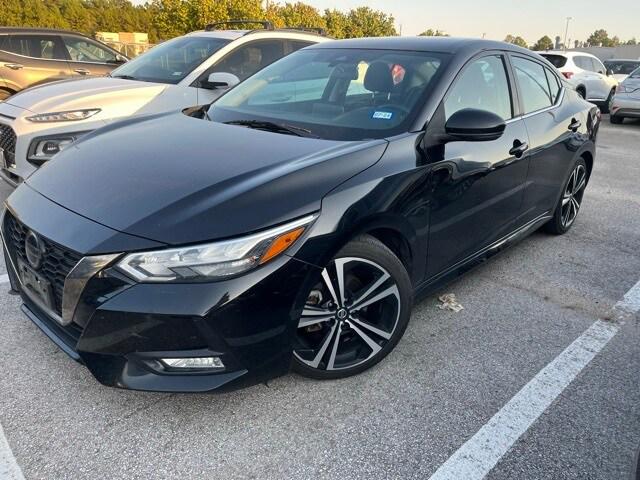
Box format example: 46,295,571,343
116,214,317,282
26,109,101,123
28,132,90,162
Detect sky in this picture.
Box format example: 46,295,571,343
299,0,639,44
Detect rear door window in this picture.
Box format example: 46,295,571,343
544,68,561,103
512,56,553,113
4,35,66,59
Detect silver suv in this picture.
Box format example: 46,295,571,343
541,51,618,111
0,21,329,185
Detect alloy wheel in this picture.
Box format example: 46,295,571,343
294,257,401,372
561,164,587,228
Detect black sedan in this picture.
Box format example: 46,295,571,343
1,37,600,392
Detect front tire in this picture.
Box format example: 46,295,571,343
610,115,623,124
544,157,588,235
292,235,412,380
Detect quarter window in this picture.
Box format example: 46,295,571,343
512,57,553,114
444,55,512,120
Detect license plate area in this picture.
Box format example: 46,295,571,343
17,258,55,311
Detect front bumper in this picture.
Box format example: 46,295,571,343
610,94,640,118
3,185,319,393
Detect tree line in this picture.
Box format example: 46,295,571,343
0,0,397,43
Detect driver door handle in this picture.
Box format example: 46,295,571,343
74,68,91,75
568,118,581,132
4,63,23,70
509,140,529,158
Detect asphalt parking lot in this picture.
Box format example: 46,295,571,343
0,116,639,480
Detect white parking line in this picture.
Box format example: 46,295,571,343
428,320,619,480
0,423,25,480
428,277,640,480
616,279,640,314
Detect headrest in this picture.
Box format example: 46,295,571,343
364,62,394,93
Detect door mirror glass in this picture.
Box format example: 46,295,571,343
204,72,240,90
444,108,506,142
114,54,128,64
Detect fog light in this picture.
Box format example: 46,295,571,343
160,357,224,370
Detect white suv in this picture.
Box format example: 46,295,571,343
540,51,618,110
0,21,328,185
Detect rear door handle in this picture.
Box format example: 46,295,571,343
4,63,23,70
74,68,91,75
568,119,581,132
509,140,529,158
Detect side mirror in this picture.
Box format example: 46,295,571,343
115,54,128,64
606,68,613,76
444,108,506,142
202,72,240,90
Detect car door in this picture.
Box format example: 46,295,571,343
61,35,123,77
574,56,605,101
590,56,612,99
0,34,71,91
511,55,584,222
195,39,313,104
424,53,530,277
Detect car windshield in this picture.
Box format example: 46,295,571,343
111,36,230,84
208,48,450,141
605,61,640,75
541,54,568,68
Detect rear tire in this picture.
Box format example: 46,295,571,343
544,157,588,235
601,89,615,114
610,115,623,124
292,235,412,380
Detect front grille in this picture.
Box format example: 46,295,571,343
0,123,16,168
3,212,82,316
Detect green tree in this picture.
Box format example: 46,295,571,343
531,35,553,51
323,9,349,39
270,2,325,30
627,38,638,45
419,29,448,37
344,6,396,38
587,29,618,47
504,34,527,48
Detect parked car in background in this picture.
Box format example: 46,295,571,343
609,66,640,124
540,51,618,111
1,37,600,392
0,21,328,186
0,27,127,101
604,59,640,82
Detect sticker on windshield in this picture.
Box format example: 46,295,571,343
372,111,393,120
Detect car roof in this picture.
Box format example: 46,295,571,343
308,36,531,54
188,29,327,41
0,27,93,37
541,50,598,59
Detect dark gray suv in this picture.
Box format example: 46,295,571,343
0,27,127,100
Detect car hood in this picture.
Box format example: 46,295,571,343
26,112,388,245
4,77,174,118
622,77,640,90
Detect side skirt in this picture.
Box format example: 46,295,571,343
414,212,553,302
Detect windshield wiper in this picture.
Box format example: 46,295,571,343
223,120,318,138
110,74,138,80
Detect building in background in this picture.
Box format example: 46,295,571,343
95,32,152,57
